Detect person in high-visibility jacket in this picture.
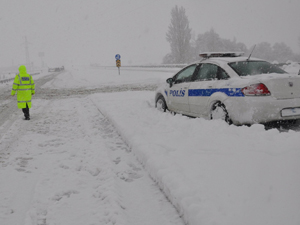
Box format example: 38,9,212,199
11,65,35,120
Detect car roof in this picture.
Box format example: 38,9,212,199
199,56,265,64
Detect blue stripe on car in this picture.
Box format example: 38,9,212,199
188,88,244,97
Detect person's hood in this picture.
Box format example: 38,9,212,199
19,65,27,74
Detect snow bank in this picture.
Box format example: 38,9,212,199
41,66,178,89
282,62,300,74
91,91,300,225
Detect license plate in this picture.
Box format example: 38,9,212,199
281,108,300,117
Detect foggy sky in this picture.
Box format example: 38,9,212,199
1,0,299,68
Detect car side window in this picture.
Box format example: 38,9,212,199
193,64,218,81
174,64,197,84
193,64,229,81
217,67,230,80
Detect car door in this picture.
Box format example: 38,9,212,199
188,63,229,117
167,64,197,114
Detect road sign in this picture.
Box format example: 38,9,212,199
116,59,121,67
115,55,121,75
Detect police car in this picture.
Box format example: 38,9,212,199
155,52,300,125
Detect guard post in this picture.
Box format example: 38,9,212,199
115,54,121,75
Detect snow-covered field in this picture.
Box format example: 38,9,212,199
0,69,47,84
0,65,299,225
41,66,179,89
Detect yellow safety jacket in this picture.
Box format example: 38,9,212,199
11,65,35,109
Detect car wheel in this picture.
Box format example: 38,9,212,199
156,96,167,112
211,102,232,125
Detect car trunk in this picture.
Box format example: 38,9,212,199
262,75,300,99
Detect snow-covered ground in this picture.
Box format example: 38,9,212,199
0,65,300,225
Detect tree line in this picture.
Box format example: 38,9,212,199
164,6,300,64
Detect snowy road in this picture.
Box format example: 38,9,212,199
0,72,184,225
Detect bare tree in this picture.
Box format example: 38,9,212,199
193,29,247,62
273,42,294,63
165,6,191,64
252,42,274,61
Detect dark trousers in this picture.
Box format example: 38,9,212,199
22,103,30,119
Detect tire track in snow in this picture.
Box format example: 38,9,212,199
35,83,158,100
0,98,55,225
22,98,124,225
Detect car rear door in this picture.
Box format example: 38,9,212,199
188,63,230,117
167,64,197,114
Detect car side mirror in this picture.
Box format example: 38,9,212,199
166,78,174,87
298,69,300,75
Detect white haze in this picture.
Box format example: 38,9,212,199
0,0,300,68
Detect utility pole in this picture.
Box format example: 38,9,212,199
23,36,31,71
39,52,45,68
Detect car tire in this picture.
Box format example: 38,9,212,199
211,102,232,125
156,96,167,112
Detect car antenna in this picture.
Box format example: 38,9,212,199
247,45,256,61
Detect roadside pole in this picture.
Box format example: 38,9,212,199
115,54,121,75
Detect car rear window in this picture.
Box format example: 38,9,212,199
228,61,287,76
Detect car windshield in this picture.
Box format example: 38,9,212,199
228,61,287,76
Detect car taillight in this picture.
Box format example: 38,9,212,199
241,83,271,96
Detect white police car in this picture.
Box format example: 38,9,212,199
155,52,300,125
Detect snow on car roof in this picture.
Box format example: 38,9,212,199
202,56,263,64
